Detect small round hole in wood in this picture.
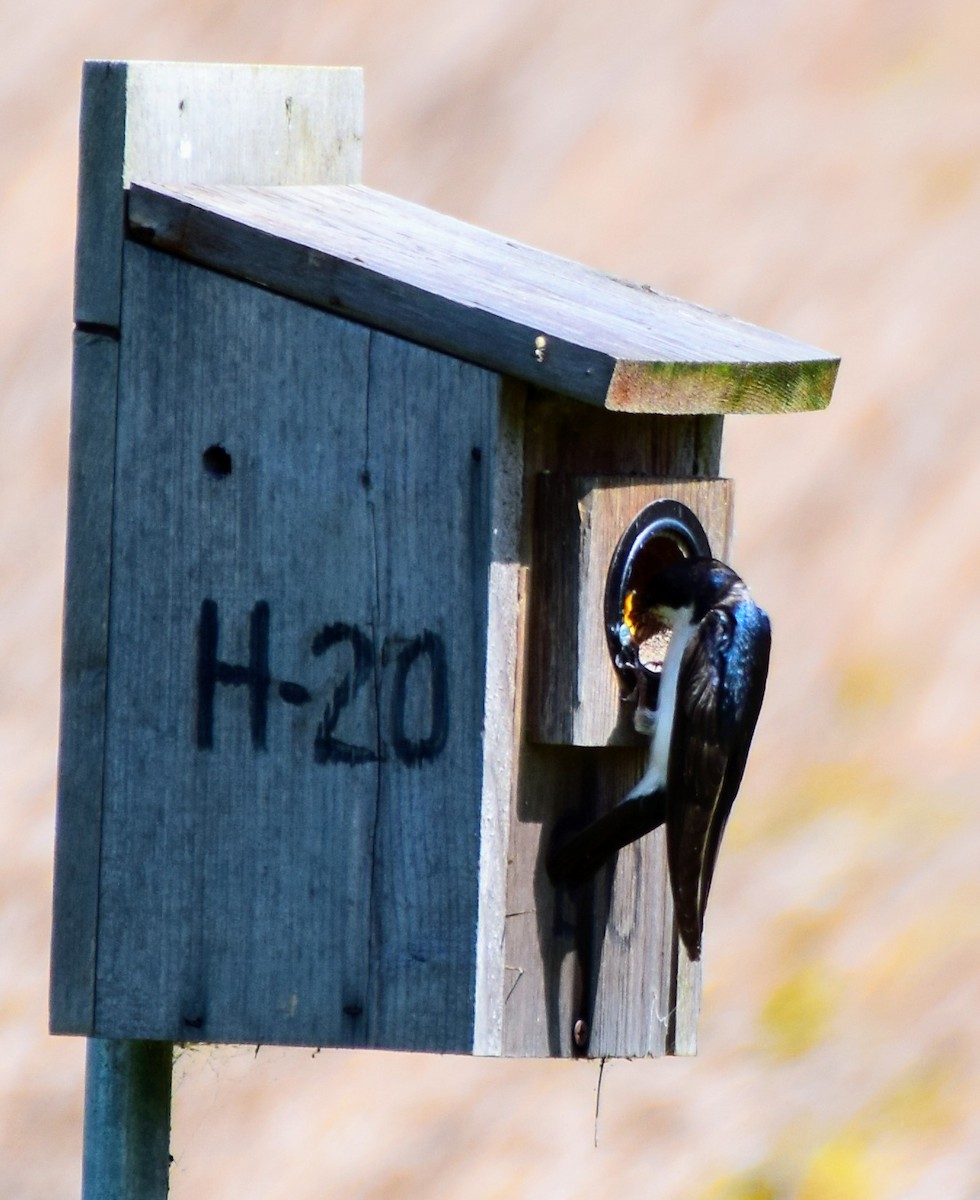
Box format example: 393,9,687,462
202,444,233,478
624,535,687,671
604,498,712,685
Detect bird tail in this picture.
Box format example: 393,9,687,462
547,790,666,888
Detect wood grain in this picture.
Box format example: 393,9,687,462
74,63,128,329
122,63,363,189
56,60,366,1040
49,331,120,1033
75,246,499,1049
75,62,363,328
126,181,839,415
360,332,499,1052
94,245,374,1044
500,398,724,1057
473,383,527,1056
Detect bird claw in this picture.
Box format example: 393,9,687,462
615,654,662,747
634,704,657,737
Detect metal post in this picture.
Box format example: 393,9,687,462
82,1039,173,1199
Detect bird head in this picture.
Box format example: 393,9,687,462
627,557,737,627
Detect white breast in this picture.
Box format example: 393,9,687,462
626,605,697,799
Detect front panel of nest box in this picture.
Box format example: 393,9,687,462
91,246,501,1049
528,476,733,747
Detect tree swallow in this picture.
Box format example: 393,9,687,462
548,557,771,961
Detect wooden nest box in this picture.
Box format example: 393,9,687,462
52,61,837,1059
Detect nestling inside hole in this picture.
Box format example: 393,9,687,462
621,534,689,672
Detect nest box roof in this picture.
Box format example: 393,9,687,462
128,181,838,414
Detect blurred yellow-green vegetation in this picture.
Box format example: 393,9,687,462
759,966,841,1062
702,1054,969,1200
3,0,980,1197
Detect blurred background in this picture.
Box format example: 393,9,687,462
3,1,980,1196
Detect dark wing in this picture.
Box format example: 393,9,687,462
667,603,770,960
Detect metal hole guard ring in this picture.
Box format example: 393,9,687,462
603,498,712,692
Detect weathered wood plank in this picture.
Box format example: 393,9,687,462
589,815,674,1057
126,181,839,415
58,60,366,1039
91,245,499,1050
473,382,527,1056
127,184,613,410
501,401,723,1057
671,939,703,1056
362,332,500,1052
122,62,363,189
74,62,129,328
75,62,362,328
524,391,724,479
503,745,657,1057
50,331,121,1034
95,245,378,1044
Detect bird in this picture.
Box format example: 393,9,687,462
548,556,771,962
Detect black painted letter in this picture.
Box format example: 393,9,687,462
390,631,449,766
311,622,380,765
196,600,271,750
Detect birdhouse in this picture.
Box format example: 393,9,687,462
51,61,837,1060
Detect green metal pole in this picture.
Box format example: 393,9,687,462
82,1040,173,1199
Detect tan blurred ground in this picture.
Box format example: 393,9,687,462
3,2,980,1197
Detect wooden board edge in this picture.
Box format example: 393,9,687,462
74,60,366,327
125,182,839,415
74,61,129,328
122,62,364,188
126,185,617,408
670,943,703,1056
473,382,527,1056
606,356,840,415
50,330,121,1034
